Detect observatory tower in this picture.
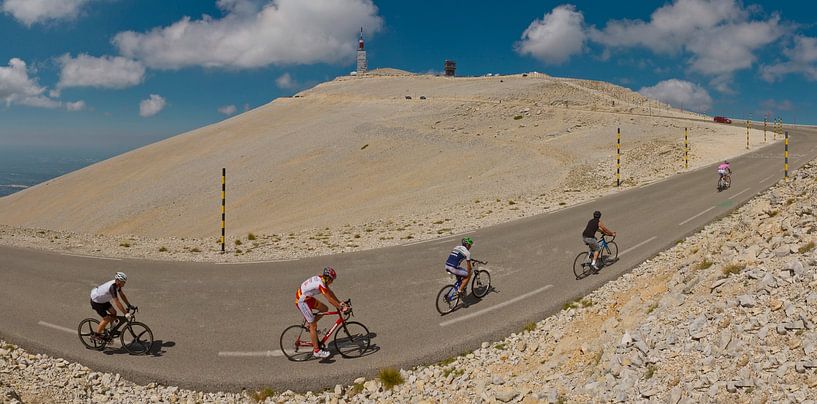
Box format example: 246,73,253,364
356,27,367,75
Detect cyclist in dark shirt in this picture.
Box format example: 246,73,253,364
582,211,616,270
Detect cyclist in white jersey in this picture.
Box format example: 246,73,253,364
294,267,348,358
89,272,133,341
444,238,474,296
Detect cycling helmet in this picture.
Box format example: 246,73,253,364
593,211,602,219
114,272,127,282
724,160,730,164
323,266,337,281
462,237,473,246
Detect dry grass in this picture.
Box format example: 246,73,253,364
378,368,404,390
721,263,746,277
697,259,714,270
799,241,815,254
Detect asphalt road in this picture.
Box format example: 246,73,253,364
2,126,816,392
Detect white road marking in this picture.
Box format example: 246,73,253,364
38,321,74,334
218,350,284,357
678,207,716,226
61,253,121,261
439,285,554,327
215,259,299,265
728,188,751,200
759,174,774,183
619,236,657,257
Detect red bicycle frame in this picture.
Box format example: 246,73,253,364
296,309,348,348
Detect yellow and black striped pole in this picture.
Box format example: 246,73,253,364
784,131,789,180
763,117,767,143
746,119,750,150
221,168,226,253
684,127,688,170
616,128,621,187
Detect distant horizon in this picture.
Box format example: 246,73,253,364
2,0,816,149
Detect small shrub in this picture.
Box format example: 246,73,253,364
247,233,257,241
580,299,593,307
697,259,713,270
646,303,658,314
235,239,242,246
522,322,536,333
378,368,404,390
442,367,464,378
439,356,456,366
251,387,276,402
786,198,795,205
190,247,201,253
349,382,364,397
798,241,815,254
645,365,657,379
767,210,779,217
514,115,523,120
593,350,603,366
722,263,746,277
508,200,516,205
158,246,168,252
494,343,507,350
119,242,131,248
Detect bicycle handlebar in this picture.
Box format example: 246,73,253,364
600,234,616,242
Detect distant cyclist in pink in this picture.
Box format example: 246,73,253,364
718,160,732,186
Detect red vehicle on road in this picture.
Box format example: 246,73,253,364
714,116,732,124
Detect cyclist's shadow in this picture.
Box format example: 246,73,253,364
578,258,620,280
103,340,175,357
450,287,498,314
317,332,381,364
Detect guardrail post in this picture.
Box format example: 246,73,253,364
616,128,621,187
684,127,688,170
221,168,226,253
784,131,789,180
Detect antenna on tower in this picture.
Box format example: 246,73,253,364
356,27,367,75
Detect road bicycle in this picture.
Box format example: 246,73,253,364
78,307,154,354
718,173,732,191
279,299,371,361
435,259,491,315
573,235,618,279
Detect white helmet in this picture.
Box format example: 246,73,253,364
115,272,128,282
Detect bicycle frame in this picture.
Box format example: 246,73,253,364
295,305,352,349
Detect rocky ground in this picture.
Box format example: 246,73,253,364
3,161,816,402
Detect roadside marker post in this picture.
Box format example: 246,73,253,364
616,128,621,187
746,119,750,150
763,117,767,143
221,168,226,253
684,127,688,170
785,131,789,180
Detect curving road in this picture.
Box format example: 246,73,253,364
2,126,816,392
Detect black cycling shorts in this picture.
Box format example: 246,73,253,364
90,300,113,318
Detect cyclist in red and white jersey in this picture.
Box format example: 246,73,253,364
294,267,347,358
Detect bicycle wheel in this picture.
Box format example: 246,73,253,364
573,252,591,279
435,285,459,315
120,322,154,355
280,324,314,361
333,321,371,358
471,270,491,298
78,318,105,350
605,241,619,261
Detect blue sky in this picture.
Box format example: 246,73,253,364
1,0,815,152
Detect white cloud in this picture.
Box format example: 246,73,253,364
639,79,712,112
275,72,297,89
760,35,817,82
58,54,145,89
139,94,166,117
218,104,237,115
761,99,793,112
0,58,62,108
113,0,383,69
515,5,586,65
588,0,784,89
65,100,86,111
1,0,92,26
